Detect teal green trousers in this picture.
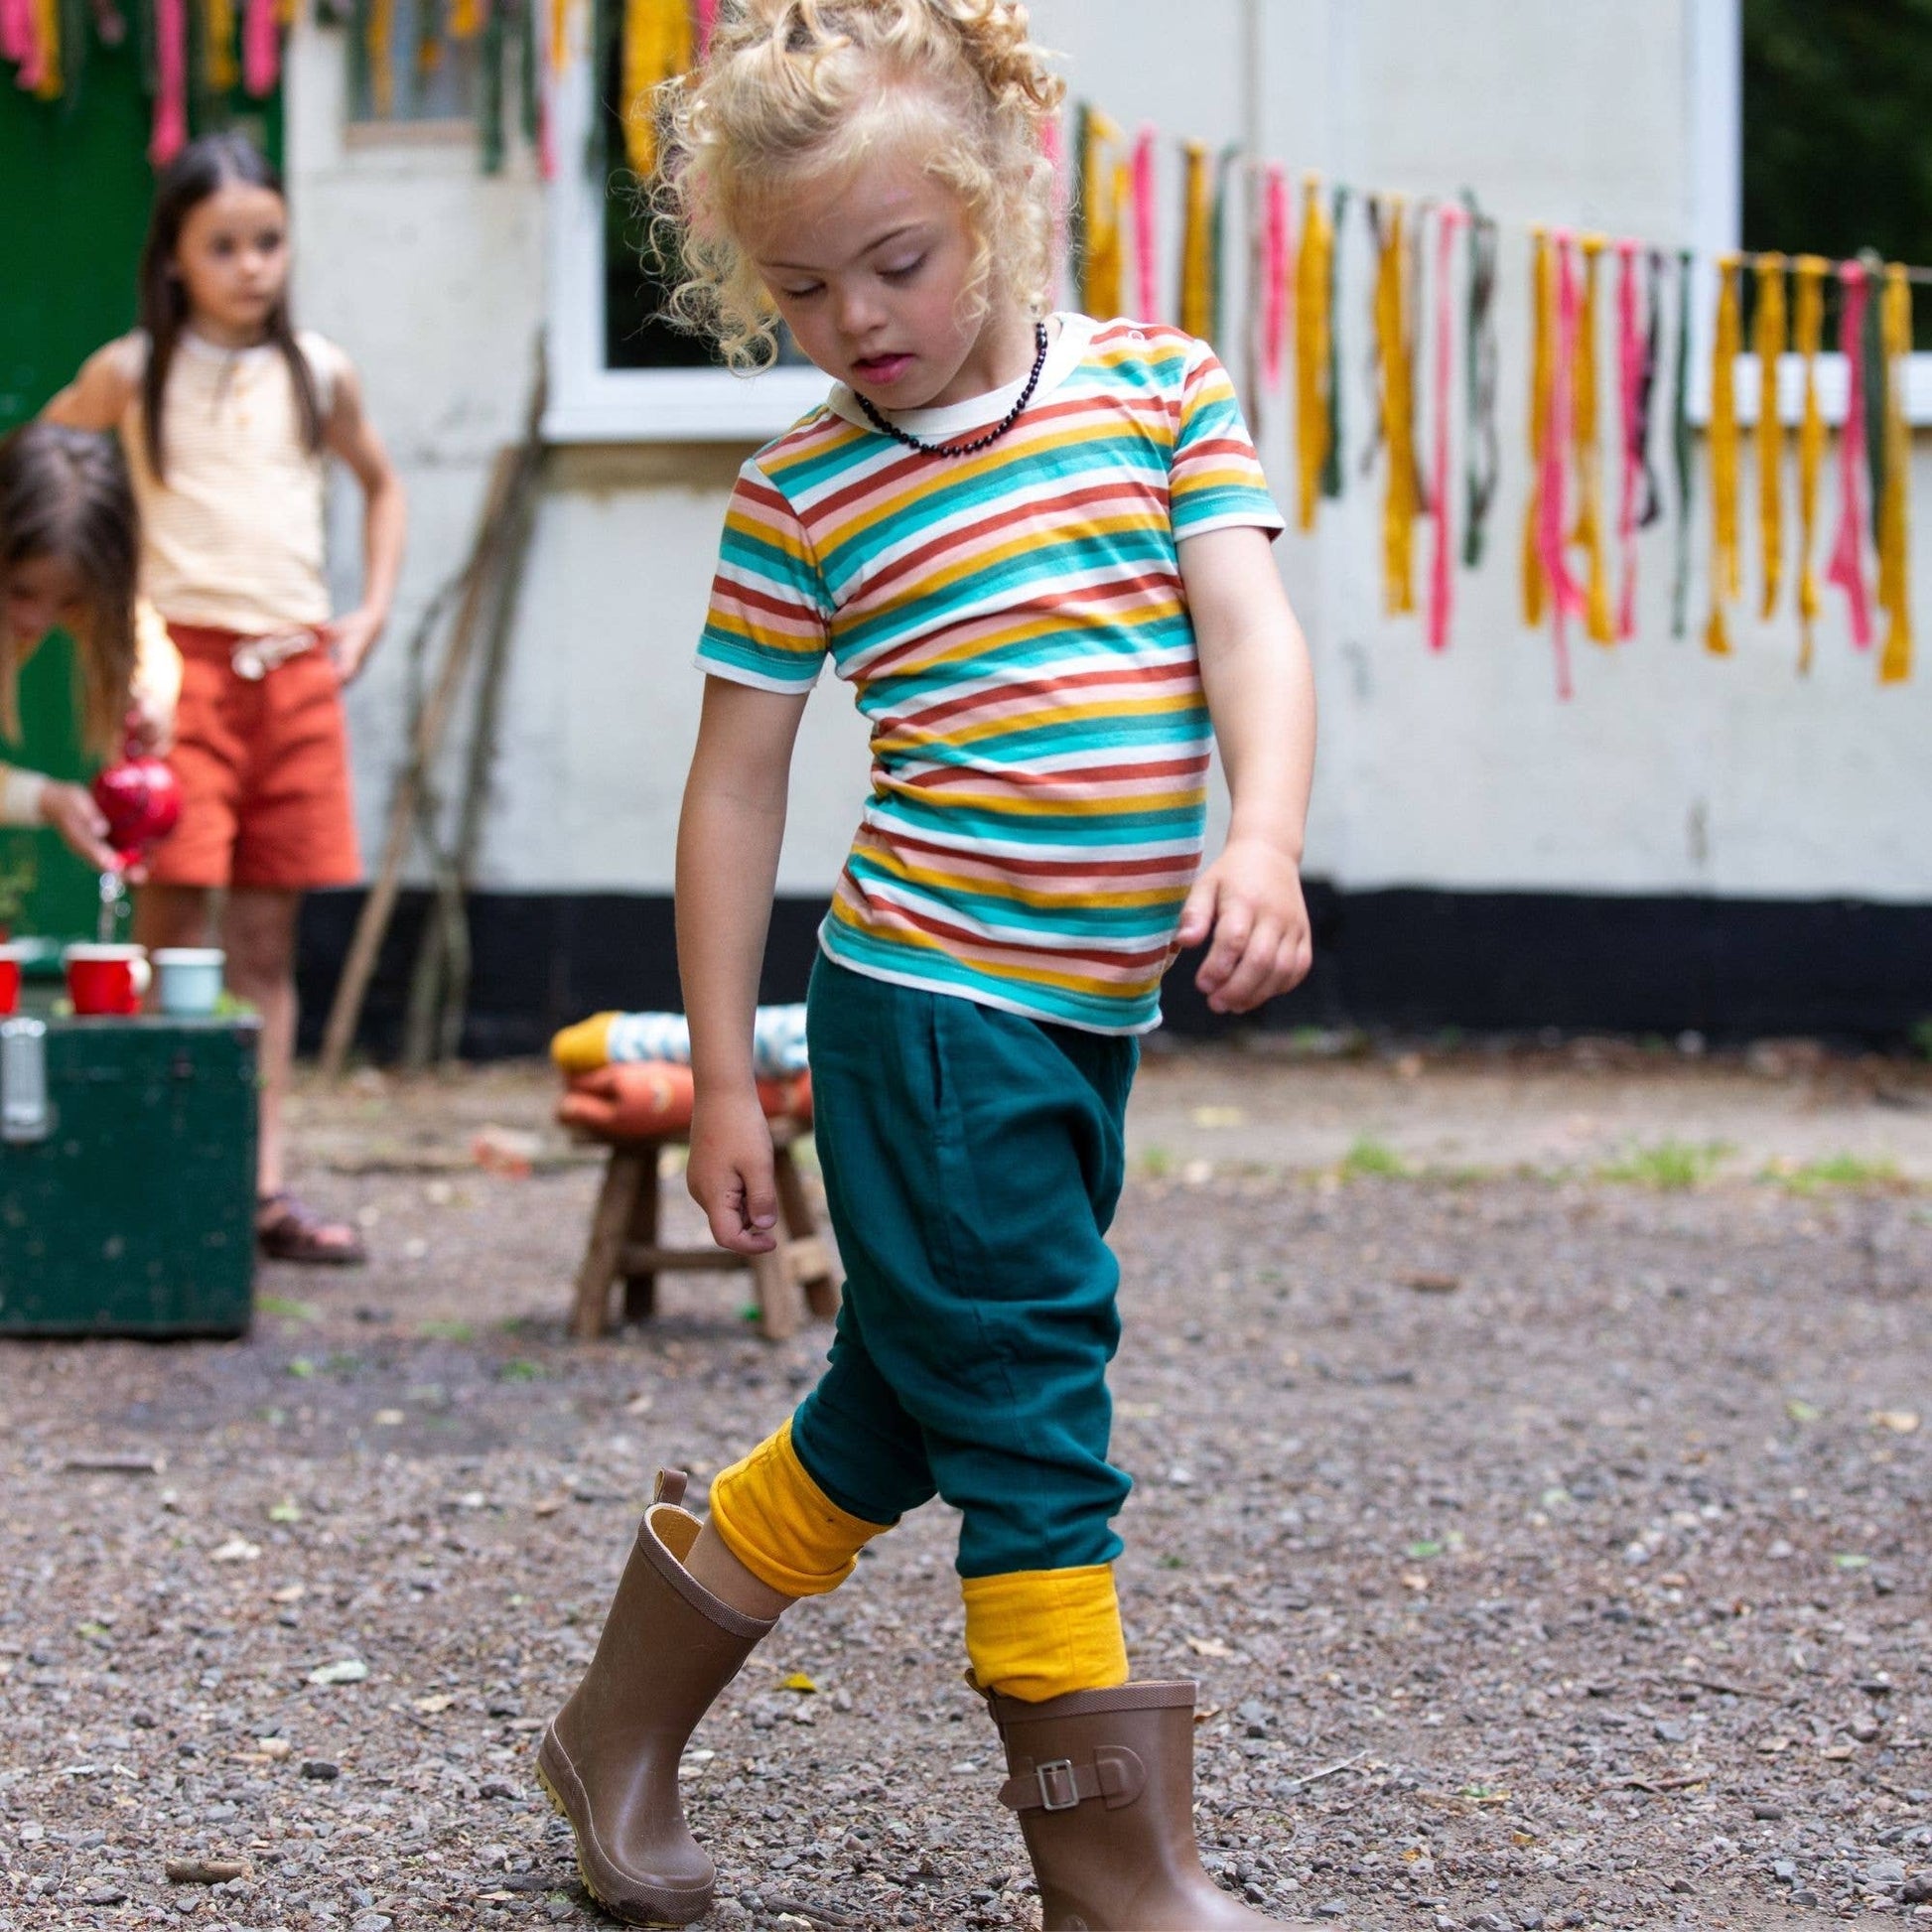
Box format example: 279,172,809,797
789,955,1139,1579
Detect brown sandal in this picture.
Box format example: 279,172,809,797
256,1192,367,1267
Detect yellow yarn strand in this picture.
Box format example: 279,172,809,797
29,0,60,94
363,0,391,114
621,0,693,176
1178,140,1213,339
1374,198,1418,616
1081,111,1125,319
1753,254,1788,621
1294,174,1332,534
550,0,572,74
1877,262,1914,685
207,0,239,91
1573,234,1614,644
449,0,481,43
1792,255,1828,675
1522,227,1554,628
1706,254,1743,657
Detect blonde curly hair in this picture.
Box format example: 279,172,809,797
653,0,1064,371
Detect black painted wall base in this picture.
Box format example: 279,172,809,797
295,885,1932,1060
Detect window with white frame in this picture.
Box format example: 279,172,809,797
1694,0,1932,421
544,39,826,441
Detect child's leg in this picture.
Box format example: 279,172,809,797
218,887,301,1198
134,884,216,953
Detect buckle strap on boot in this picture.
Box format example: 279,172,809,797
998,1745,1146,1815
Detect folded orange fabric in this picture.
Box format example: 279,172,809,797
556,1062,812,1141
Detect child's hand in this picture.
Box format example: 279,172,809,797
126,696,176,757
40,781,124,876
1176,837,1313,1015
687,1087,782,1256
325,607,386,685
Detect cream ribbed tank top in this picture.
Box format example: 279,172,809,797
121,329,344,635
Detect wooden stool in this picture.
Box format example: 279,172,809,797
570,1118,841,1341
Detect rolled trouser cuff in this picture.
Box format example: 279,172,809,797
708,1421,892,1598
963,1564,1130,1703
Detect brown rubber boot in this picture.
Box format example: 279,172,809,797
537,1471,777,1926
987,1679,1292,1930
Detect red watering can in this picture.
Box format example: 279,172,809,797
91,738,181,867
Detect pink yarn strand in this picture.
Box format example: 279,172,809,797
694,0,717,56
14,0,44,91
0,0,32,69
1131,127,1159,323
1427,206,1467,653
1040,113,1067,310
241,0,278,96
149,0,189,165
1261,165,1290,392
1826,262,1874,650
1613,240,1644,640
1537,232,1587,699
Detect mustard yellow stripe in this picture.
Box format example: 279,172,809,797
825,900,1165,1002
854,844,1189,913
874,689,1207,752
863,600,1192,680
870,777,1207,819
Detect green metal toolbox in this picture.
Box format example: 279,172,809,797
0,1015,259,1337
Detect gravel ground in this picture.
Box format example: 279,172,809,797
1,1050,1928,1932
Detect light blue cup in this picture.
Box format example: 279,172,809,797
153,948,226,1018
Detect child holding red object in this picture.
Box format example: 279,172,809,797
45,133,406,1264
540,4,1316,1926
0,422,178,875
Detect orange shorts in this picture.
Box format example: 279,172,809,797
146,622,362,892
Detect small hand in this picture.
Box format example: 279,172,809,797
40,781,125,876
325,607,386,685
686,1088,781,1256
1176,837,1313,1015
125,697,175,757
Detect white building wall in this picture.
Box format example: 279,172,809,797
290,0,1932,915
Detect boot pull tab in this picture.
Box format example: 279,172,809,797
652,1468,689,1508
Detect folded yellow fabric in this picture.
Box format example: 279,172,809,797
708,1422,890,1598
963,1564,1129,1703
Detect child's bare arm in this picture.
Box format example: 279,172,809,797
1177,525,1317,1014
678,675,812,1255
39,340,140,431
321,360,407,681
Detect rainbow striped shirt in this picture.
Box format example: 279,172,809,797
697,315,1284,1035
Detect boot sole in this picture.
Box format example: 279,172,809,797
534,1754,709,1927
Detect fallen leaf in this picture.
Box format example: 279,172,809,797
165,1860,250,1885
307,1659,368,1686
1184,1636,1233,1659
1833,1553,1871,1572
267,1500,302,1524
256,1738,292,1760
269,1585,306,1605
532,1496,568,1518
624,1394,654,1416
781,1672,819,1694
1870,1410,1920,1435
413,1693,457,1715
208,1538,261,1564
1400,1571,1431,1591
1785,1398,1822,1424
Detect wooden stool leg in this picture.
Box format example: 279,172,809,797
751,1245,802,1342
773,1143,842,1322
572,1147,649,1340
621,1141,662,1324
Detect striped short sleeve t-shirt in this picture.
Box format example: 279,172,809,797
697,314,1285,1035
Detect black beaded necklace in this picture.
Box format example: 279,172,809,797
857,321,1050,457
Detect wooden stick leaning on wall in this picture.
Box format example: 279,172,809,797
317,345,548,1081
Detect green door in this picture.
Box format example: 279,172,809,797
0,57,280,942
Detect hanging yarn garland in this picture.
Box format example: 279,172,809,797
1081,108,1128,319
1637,249,1665,528
1704,254,1742,656
450,0,480,42
1178,140,1213,339
1461,195,1500,569
0,0,31,69
1613,240,1644,639
1791,254,1829,674
620,0,692,177
1427,204,1467,652
1262,164,1292,392
1537,232,1587,699
692,0,714,56
1209,143,1241,348
1861,249,1888,518
479,0,506,171
1321,187,1350,501
206,0,238,89
1130,126,1159,323
1753,253,1788,620
241,0,275,91
1522,225,1555,628
1294,173,1333,532
1374,196,1419,616
1066,106,1089,310
1041,111,1069,310
149,0,188,162
1670,249,1696,638
1360,197,1391,480
1825,260,1875,651
1876,261,1913,685
1572,234,1615,644
26,0,57,91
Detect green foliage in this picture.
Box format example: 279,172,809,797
1338,1136,1413,1180
1910,1018,1932,1062
1596,1140,1730,1190
1763,1152,1904,1194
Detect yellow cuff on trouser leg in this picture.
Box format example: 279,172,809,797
962,1565,1130,1703
707,1421,892,1598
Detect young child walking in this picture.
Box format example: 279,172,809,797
542,4,1317,1926
46,133,406,1264
0,422,179,874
